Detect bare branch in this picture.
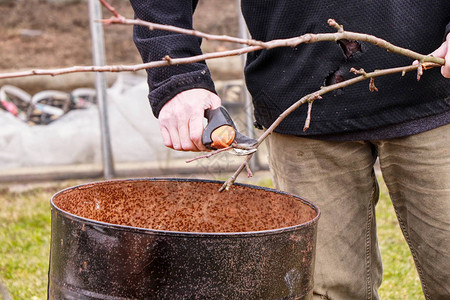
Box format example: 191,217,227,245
106,16,444,66
303,102,313,132
245,162,253,178
219,154,254,191
257,64,425,146
184,141,257,163
99,0,121,19
101,16,263,47
417,61,424,81
369,78,378,92
0,16,444,80
328,19,344,32
218,62,441,190
185,145,235,163
350,68,367,76
0,46,262,79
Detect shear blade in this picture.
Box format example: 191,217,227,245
230,147,257,156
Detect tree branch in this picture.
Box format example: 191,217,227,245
99,0,121,19
185,145,235,163
0,16,444,80
218,62,440,191
219,153,254,192
101,16,263,47
0,0,444,191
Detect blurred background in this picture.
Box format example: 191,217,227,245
0,1,424,299
0,0,268,183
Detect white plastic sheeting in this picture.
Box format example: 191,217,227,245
0,74,192,170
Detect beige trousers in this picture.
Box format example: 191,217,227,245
266,124,450,300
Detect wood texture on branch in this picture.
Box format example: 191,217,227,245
0,46,261,79
254,64,435,148
0,15,444,80
218,62,440,191
102,14,444,65
102,16,446,67
102,17,263,47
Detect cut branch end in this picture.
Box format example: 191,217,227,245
369,78,378,92
99,0,121,18
245,162,253,178
163,55,173,65
328,19,344,32
350,67,367,77
303,101,313,131
417,61,424,81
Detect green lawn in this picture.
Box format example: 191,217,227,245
0,177,424,299
375,177,424,299
0,186,53,300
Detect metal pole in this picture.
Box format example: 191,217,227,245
88,0,115,179
236,0,259,170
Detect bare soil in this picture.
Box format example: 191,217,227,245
0,0,240,70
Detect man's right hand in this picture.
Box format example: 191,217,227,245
158,89,222,152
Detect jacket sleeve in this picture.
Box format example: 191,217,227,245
130,0,217,118
445,22,450,39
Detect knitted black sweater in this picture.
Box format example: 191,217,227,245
131,0,450,138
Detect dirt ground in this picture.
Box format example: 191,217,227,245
0,0,240,70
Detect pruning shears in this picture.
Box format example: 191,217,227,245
202,106,257,155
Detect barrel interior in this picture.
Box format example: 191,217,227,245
52,180,317,233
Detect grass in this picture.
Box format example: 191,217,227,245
0,186,53,300
0,177,424,299
375,177,424,299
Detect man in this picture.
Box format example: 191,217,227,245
130,1,450,299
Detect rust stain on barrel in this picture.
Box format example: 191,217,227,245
49,179,320,299
53,180,316,233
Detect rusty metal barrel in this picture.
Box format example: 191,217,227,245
48,178,320,299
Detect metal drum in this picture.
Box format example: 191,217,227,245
48,178,320,299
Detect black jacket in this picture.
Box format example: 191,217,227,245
131,0,450,138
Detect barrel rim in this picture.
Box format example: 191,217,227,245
50,177,320,237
